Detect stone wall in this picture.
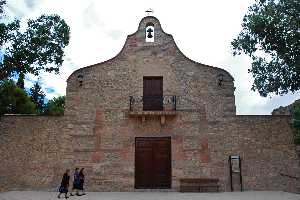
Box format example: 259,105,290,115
61,108,299,192
66,16,236,123
221,116,299,192
0,114,298,192
0,115,66,192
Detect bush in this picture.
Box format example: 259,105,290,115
44,96,65,116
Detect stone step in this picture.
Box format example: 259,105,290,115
179,178,220,193
180,185,219,193
134,189,176,192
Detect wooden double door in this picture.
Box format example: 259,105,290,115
135,137,171,189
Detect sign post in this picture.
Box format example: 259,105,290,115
229,155,243,192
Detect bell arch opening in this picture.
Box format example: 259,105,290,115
145,22,154,42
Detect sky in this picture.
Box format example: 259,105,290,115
3,0,300,114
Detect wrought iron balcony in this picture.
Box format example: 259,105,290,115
129,96,177,112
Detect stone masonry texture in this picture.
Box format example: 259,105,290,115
0,16,299,193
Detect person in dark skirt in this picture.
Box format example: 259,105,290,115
79,168,85,195
70,168,80,196
58,169,70,199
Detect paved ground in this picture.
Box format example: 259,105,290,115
0,191,300,200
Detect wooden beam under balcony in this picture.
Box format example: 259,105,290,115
128,110,177,116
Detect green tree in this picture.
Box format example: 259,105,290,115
0,14,70,84
44,96,65,116
0,80,36,116
16,73,25,89
29,81,45,113
232,0,300,97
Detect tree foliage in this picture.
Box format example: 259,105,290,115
0,79,65,116
0,14,70,80
0,80,36,115
0,0,5,17
232,0,300,97
0,80,66,116
16,73,25,89
44,96,65,116
30,82,45,113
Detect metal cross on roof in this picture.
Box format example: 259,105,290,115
145,8,154,16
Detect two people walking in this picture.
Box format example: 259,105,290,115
70,168,85,196
58,168,85,199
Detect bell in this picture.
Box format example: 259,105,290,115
147,28,153,38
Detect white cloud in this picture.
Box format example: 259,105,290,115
4,0,300,114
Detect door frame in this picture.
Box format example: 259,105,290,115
134,136,172,189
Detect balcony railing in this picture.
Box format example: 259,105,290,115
129,95,177,112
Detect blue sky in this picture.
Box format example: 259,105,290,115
2,0,300,114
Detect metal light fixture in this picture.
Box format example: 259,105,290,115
78,74,83,87
218,74,224,86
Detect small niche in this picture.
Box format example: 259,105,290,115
77,74,83,87
145,22,154,42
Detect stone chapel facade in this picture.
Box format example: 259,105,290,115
0,16,299,192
